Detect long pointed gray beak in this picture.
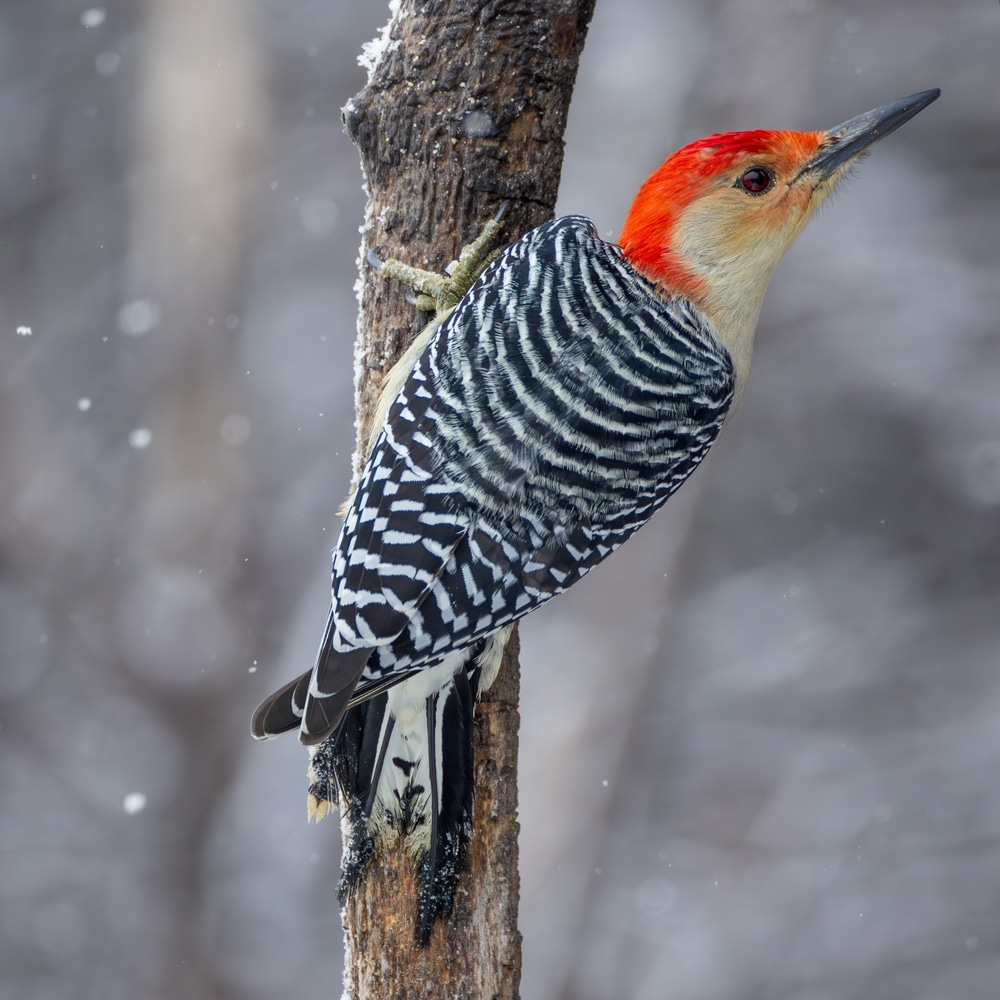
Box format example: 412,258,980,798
805,89,940,180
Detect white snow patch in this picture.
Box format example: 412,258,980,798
351,267,369,482
123,792,146,815
462,109,495,138
128,427,152,450
358,0,402,78
16,326,31,337
80,8,106,28
118,298,161,336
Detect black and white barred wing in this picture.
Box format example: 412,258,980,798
252,214,735,745
331,416,470,649
350,216,736,685
393,214,736,628
252,408,473,744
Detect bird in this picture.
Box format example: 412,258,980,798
252,88,940,942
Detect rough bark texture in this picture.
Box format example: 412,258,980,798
340,2,596,997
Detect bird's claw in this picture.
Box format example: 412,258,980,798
369,205,509,317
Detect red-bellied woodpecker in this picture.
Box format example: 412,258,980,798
252,89,939,942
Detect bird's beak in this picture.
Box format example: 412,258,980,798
804,88,940,181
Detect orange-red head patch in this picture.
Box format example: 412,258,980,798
619,129,826,299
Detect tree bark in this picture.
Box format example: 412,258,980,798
339,2,596,997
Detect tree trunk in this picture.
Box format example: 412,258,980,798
339,2,596,997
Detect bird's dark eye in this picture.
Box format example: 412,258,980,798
739,167,772,194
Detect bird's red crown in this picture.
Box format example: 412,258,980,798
619,129,825,301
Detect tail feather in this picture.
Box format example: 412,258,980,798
251,670,310,739
257,624,515,945
251,615,371,746
300,616,371,746
359,704,394,818
414,665,475,941
329,653,476,944
323,696,384,894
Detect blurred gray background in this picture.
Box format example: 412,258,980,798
1,2,997,998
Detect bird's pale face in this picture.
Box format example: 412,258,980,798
644,130,838,386
618,129,840,336
671,133,834,325
619,90,940,391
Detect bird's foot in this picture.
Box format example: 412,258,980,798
368,203,508,317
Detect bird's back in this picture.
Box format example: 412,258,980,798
335,215,736,689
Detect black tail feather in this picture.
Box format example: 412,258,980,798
260,631,494,945
413,667,475,944
326,660,478,945
250,670,310,739
325,699,381,899
299,620,371,746
251,612,371,745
